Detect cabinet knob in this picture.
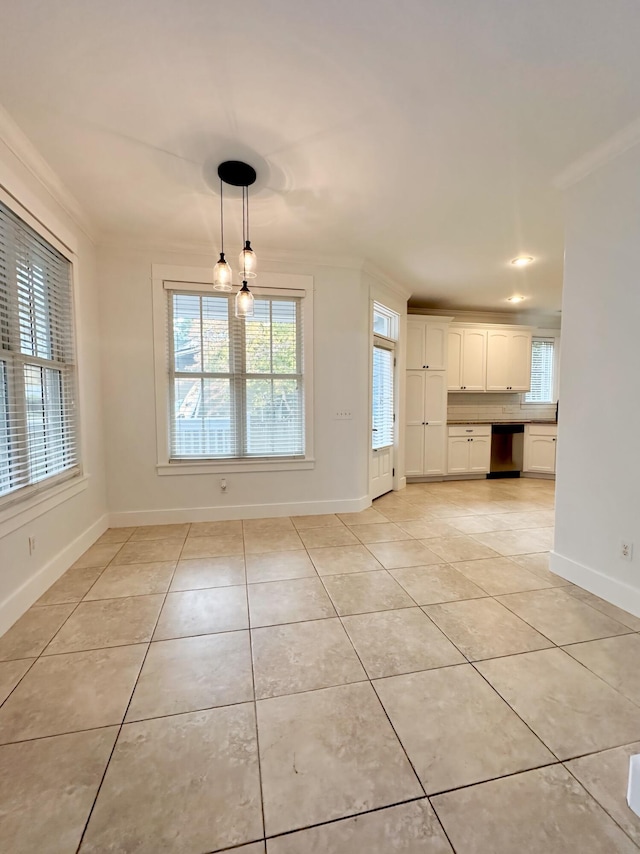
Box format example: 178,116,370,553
552,437,556,441
425,365,429,368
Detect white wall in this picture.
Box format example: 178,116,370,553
551,142,640,616
98,246,372,523
0,137,108,634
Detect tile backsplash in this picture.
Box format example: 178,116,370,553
447,393,557,423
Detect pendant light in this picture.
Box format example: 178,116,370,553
238,186,257,278
235,280,254,318
213,178,233,291
235,185,254,318
214,161,257,317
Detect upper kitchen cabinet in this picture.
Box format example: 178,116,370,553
486,329,532,391
448,328,487,391
406,318,453,370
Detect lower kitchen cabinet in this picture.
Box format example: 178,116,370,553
447,425,491,474
523,424,557,474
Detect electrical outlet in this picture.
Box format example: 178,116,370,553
334,410,353,420
28,536,37,555
220,478,227,492
621,540,633,561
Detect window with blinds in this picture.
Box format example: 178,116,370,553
0,201,79,502
169,291,304,459
372,343,394,450
525,338,555,403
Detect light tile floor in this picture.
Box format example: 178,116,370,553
2,478,640,852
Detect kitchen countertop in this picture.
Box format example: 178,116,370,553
447,420,558,425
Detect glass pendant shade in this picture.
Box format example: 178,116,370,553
213,253,233,291
239,241,257,278
235,281,254,318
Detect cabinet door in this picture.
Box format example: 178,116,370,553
486,331,510,390
525,435,556,473
424,424,446,475
405,372,426,425
424,372,446,425
508,331,532,391
447,330,463,390
447,437,470,473
424,324,447,370
405,425,425,476
469,436,491,472
406,322,426,370
460,330,487,390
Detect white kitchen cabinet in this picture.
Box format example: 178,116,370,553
523,424,557,474
405,370,448,476
407,318,452,371
448,329,487,391
447,425,491,474
486,330,532,391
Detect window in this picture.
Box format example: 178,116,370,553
372,342,394,450
168,289,304,460
525,338,555,403
0,201,79,504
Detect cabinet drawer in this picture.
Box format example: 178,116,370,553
448,424,491,437
526,424,557,437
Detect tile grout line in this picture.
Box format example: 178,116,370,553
311,541,429,804
73,523,191,854
243,518,268,848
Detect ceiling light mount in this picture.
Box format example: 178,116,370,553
511,256,534,267
217,160,257,188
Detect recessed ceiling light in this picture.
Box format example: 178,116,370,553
511,256,534,267
507,295,525,303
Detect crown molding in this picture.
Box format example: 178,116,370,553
410,306,561,328
361,260,412,300
553,116,640,190
0,104,96,242
97,233,364,269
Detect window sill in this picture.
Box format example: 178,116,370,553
157,458,316,476
0,473,90,538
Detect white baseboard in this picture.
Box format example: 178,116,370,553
109,495,371,527
0,513,109,636
550,550,640,619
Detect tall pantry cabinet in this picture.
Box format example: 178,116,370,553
404,317,452,477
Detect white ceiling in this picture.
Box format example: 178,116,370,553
1,0,640,311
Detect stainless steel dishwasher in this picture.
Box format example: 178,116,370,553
488,423,524,478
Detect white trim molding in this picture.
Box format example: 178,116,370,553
553,115,640,191
0,512,108,637
0,104,95,242
109,495,371,527
550,549,640,619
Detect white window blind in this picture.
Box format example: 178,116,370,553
169,291,304,459
525,339,555,403
0,201,79,502
372,343,394,450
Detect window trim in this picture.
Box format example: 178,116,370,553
0,188,84,516
521,332,561,407
152,265,314,474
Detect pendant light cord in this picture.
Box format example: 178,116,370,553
219,178,225,255
242,185,247,278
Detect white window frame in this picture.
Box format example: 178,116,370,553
152,265,314,474
521,332,561,407
0,188,84,522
